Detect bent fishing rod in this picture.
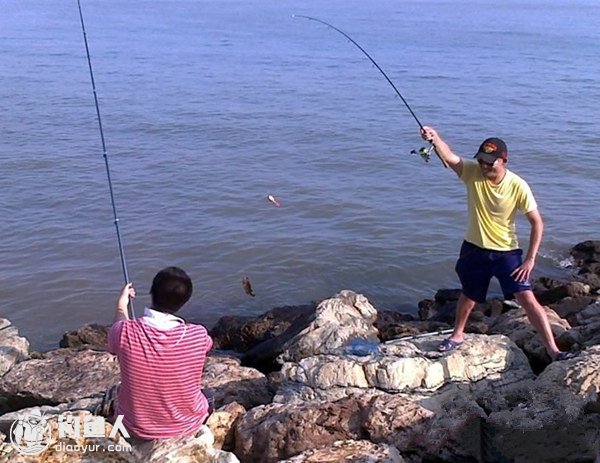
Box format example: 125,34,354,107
77,0,135,318
292,15,448,168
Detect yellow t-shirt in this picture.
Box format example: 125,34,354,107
460,159,537,251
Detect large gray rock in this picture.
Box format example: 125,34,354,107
134,425,240,463
536,346,600,412
0,318,30,377
363,388,485,461
560,302,600,348
206,402,246,451
571,240,600,269
210,305,315,353
272,380,382,406
203,355,274,410
535,281,591,305
234,397,367,463
0,410,135,463
239,385,488,463
489,305,571,367
277,334,534,403
481,346,600,462
267,335,534,462
0,397,101,435
0,348,119,413
277,290,379,364
1,412,239,463
59,323,109,350
551,295,598,321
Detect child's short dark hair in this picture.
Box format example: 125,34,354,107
150,267,193,314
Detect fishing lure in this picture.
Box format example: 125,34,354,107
267,194,281,207
410,146,435,163
242,275,255,297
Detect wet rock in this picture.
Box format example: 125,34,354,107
533,276,565,292
240,317,316,372
573,301,600,327
419,300,457,324
573,271,600,293
550,295,598,321
375,310,416,341
417,289,463,324
571,240,600,268
0,318,30,377
210,315,254,351
471,298,506,319
417,299,436,321
535,281,591,306
0,348,119,414
583,262,600,275
434,289,462,304
59,324,109,351
210,305,315,352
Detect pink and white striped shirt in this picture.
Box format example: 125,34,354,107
107,308,213,439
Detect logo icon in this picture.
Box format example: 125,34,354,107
10,410,52,456
482,143,497,154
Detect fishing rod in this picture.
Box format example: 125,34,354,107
77,0,135,318
292,15,448,168
384,328,454,345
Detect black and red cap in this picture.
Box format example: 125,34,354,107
474,137,508,163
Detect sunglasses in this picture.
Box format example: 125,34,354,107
477,159,497,167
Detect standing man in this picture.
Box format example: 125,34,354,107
420,126,576,361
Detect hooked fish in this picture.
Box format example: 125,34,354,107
242,275,255,297
267,194,281,207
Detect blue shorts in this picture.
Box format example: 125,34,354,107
455,240,532,303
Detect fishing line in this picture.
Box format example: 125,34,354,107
77,0,135,318
292,14,448,168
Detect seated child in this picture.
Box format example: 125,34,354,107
107,266,213,440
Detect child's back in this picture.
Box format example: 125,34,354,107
107,266,213,440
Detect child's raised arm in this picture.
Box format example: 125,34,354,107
114,283,136,323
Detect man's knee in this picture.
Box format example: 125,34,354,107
514,290,542,310
458,293,478,309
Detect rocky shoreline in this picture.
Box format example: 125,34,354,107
0,240,599,462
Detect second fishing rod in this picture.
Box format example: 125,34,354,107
293,15,448,168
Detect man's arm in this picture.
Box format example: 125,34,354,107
511,209,543,283
114,283,135,323
420,126,463,176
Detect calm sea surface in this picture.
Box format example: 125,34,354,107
1,0,598,351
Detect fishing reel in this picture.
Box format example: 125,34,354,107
410,145,435,163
